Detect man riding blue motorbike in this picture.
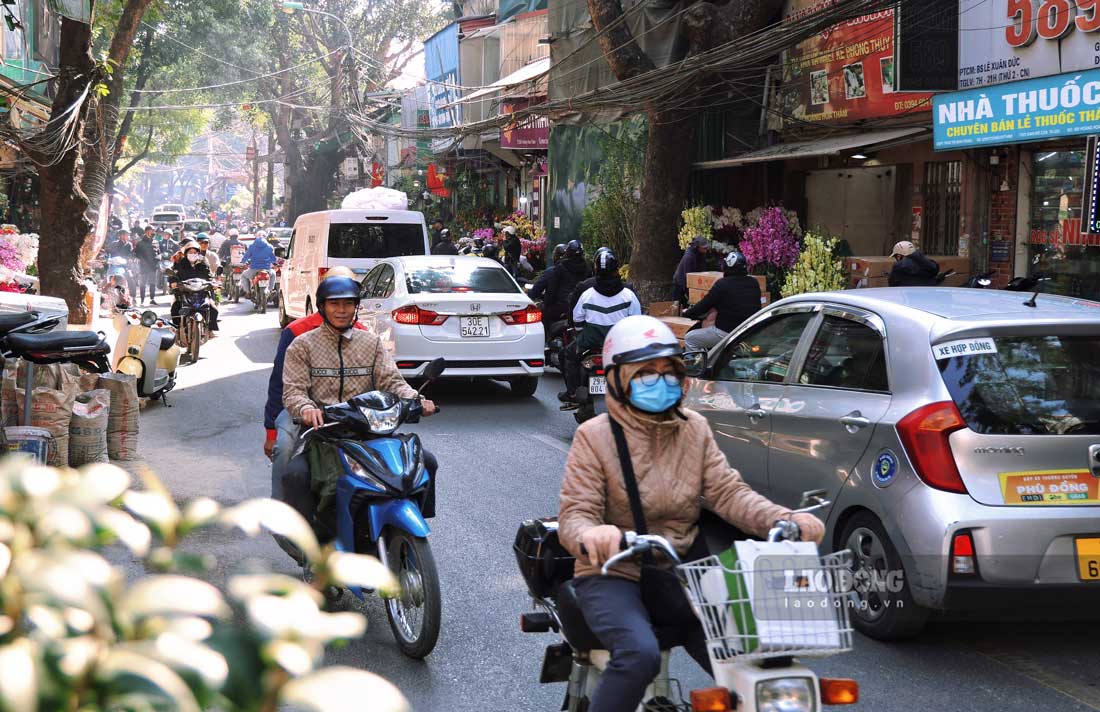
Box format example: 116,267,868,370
277,277,438,543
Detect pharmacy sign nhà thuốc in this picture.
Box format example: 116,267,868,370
933,69,1100,150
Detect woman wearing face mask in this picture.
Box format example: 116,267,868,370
169,241,220,334
557,315,825,712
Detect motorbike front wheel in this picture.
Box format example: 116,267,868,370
187,318,201,363
256,285,267,313
384,529,441,659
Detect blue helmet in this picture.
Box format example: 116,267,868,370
316,276,362,306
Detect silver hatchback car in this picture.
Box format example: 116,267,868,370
682,288,1100,639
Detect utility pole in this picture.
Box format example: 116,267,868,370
247,135,259,223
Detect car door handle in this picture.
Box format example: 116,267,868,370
745,405,767,420
840,412,871,430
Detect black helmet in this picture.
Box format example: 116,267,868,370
594,249,620,278
551,243,567,262
316,276,362,307
724,250,748,274
565,239,584,259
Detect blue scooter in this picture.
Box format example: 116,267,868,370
296,357,445,659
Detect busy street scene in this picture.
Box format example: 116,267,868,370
0,0,1097,710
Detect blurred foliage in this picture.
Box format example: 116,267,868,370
579,129,646,265
0,457,406,712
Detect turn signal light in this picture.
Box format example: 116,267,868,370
500,305,542,325
690,687,732,711
896,401,968,494
952,531,976,575
820,678,859,705
318,267,329,279
392,305,448,326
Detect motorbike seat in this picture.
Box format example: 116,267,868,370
153,328,176,350
6,331,101,352
0,312,37,336
554,579,688,653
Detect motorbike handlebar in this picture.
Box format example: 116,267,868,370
579,532,681,575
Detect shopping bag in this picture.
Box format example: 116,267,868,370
715,540,842,654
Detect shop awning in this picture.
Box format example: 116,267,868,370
693,127,929,170
450,57,550,106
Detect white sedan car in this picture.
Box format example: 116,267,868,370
357,256,545,396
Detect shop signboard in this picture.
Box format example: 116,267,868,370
423,24,461,129
779,0,933,125
959,0,1100,89
1084,136,1100,234
934,69,1100,150
501,101,549,149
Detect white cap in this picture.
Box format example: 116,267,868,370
502,225,517,235
602,315,682,368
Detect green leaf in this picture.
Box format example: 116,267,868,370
120,576,230,621
219,499,321,564
122,491,180,542
324,552,397,596
280,667,409,712
96,648,202,712
0,640,38,712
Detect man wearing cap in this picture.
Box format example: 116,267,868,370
195,233,221,276
888,241,939,287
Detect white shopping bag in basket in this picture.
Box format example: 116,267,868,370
710,540,843,656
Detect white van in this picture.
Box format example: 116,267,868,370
278,209,430,327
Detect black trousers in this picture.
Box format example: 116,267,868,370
573,575,711,712
562,340,581,397
137,268,158,302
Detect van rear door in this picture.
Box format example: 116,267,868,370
324,219,428,273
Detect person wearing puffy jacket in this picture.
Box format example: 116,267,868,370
239,232,278,291
682,250,760,351
888,240,939,287
558,315,825,712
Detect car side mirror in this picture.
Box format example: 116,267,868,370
275,247,287,258
683,350,708,378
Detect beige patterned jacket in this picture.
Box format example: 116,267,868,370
282,323,417,418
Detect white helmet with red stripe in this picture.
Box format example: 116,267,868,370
602,315,682,368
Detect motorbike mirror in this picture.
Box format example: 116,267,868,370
798,489,828,509
140,310,157,327
423,357,446,381
682,350,708,378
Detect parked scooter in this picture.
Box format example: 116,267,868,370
514,492,858,712
284,357,447,659
113,309,181,405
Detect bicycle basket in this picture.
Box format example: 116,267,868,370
678,548,854,663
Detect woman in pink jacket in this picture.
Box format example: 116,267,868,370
558,315,825,712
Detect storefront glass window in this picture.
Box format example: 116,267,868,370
1027,149,1100,300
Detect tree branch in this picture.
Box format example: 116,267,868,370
113,125,154,179
585,0,655,82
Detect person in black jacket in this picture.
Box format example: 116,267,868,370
682,250,760,351
888,241,939,287
502,225,522,275
671,236,710,304
169,241,220,333
133,229,161,305
431,228,458,255
532,240,590,327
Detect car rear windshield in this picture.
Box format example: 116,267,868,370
406,264,520,294
327,223,424,259
152,213,181,223
937,335,1100,435
183,221,207,231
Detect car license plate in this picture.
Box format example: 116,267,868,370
1075,537,1100,581
460,316,490,337
589,376,606,395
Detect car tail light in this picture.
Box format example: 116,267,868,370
318,267,329,279
396,361,422,369
951,531,976,575
820,678,859,705
896,401,968,494
689,687,732,711
525,359,545,367
500,305,542,325
392,305,448,326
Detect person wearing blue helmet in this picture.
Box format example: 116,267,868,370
280,276,439,542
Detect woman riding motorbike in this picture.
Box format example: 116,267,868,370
169,240,220,334
557,315,825,712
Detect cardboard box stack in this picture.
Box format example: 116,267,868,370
846,255,972,289
686,272,770,308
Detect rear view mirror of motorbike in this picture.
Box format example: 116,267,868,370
423,358,446,382
140,310,157,327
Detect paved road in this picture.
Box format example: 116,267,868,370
131,302,1100,712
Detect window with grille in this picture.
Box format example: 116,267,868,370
922,161,961,255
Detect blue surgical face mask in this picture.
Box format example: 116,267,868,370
628,373,682,413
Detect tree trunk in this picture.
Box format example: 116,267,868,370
585,0,783,302
81,0,155,225
286,150,342,219
37,17,98,323
631,108,698,303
